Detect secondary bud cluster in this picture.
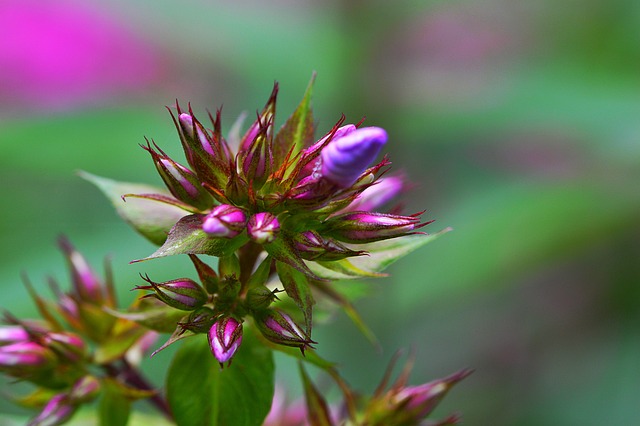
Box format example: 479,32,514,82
0,239,156,426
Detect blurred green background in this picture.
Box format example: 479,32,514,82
1,0,639,424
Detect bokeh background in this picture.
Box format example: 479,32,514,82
1,0,639,424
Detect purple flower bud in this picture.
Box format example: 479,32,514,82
28,394,75,426
0,326,30,345
345,176,404,212
255,309,314,353
202,204,247,238
393,369,473,419
69,375,101,403
323,212,427,243
43,332,87,363
321,126,387,187
208,317,243,366
135,275,207,311
58,237,103,304
179,113,215,156
0,341,56,372
247,212,280,244
142,141,213,211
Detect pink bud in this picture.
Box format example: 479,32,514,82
0,326,30,345
29,394,75,426
58,237,103,304
247,213,280,244
321,126,387,187
69,375,101,403
208,317,243,365
202,204,247,238
394,369,472,419
135,275,207,311
255,309,314,352
43,332,87,362
179,113,215,156
0,341,55,370
346,176,404,212
323,212,427,243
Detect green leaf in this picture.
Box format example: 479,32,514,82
274,72,316,174
264,237,323,281
135,215,248,261
94,320,147,364
276,261,315,334
348,228,453,274
317,258,387,278
166,328,275,426
80,171,188,245
99,378,131,426
103,299,187,333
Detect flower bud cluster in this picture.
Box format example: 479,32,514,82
121,80,438,370
0,240,157,426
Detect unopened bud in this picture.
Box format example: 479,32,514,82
179,113,215,156
245,286,281,311
28,394,75,426
69,375,101,403
155,154,213,211
320,126,387,187
208,317,243,366
0,341,56,372
0,326,30,345
135,275,207,311
248,213,280,244
346,176,404,212
393,369,473,420
323,212,426,243
58,237,103,304
43,332,87,362
255,309,314,353
202,204,247,238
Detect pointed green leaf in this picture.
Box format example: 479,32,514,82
263,237,323,281
349,228,452,274
312,279,379,348
135,215,248,261
80,171,188,245
166,328,274,426
276,261,315,334
317,258,387,278
103,300,186,333
275,72,316,173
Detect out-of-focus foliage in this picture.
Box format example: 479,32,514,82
1,0,639,424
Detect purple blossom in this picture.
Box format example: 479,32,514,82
321,126,387,187
208,317,243,365
202,204,247,238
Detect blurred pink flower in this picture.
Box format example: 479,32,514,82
0,0,164,112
